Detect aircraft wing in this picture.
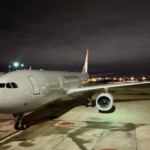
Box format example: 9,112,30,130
67,81,150,95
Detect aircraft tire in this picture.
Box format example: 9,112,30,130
85,103,88,107
92,100,96,107
14,121,22,130
85,100,89,107
14,121,27,130
21,123,27,130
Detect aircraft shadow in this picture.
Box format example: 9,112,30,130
22,93,150,129
22,96,87,128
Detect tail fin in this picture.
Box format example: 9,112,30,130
82,49,88,73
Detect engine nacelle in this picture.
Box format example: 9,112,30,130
96,93,114,112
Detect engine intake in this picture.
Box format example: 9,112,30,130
96,93,113,112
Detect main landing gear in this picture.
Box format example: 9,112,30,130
85,98,96,107
13,114,27,130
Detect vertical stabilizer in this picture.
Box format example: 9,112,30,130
82,49,88,73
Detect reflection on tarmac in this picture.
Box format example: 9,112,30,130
0,85,150,149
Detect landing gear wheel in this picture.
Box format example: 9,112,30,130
14,121,22,130
91,100,96,107
85,100,89,107
13,113,28,130
14,121,27,130
85,99,96,107
21,123,27,130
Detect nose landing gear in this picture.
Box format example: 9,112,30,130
15,121,27,130
13,114,28,130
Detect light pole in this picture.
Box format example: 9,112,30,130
8,65,11,72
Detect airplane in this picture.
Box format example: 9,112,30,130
0,50,150,130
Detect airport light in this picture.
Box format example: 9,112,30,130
21,64,24,69
130,77,135,81
12,62,25,70
113,77,116,80
98,77,102,81
119,77,123,81
21,64,24,67
142,76,146,81
91,78,97,82
13,62,19,68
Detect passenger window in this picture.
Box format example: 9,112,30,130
11,82,18,88
6,83,12,88
0,83,5,88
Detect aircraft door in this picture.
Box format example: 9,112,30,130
28,76,40,95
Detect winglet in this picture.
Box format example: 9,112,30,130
82,49,88,73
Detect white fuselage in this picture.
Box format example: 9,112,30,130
0,70,89,114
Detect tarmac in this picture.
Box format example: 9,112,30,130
0,84,150,150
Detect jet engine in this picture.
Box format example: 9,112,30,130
96,93,114,112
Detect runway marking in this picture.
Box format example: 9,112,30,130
100,148,117,150
56,121,75,127
0,131,20,141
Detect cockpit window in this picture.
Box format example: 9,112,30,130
11,82,18,88
0,83,5,88
0,82,18,89
6,83,12,88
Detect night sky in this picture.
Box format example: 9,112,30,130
0,0,150,76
